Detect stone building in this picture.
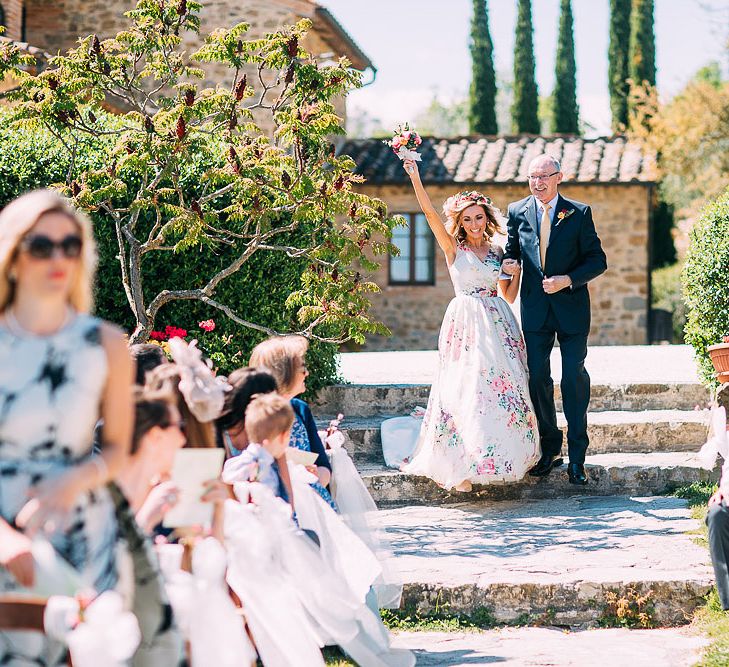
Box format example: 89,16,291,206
0,0,373,129
338,135,657,350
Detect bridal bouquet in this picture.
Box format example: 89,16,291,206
385,123,422,162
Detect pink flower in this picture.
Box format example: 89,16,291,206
402,130,412,140
199,319,216,332
150,331,166,341
415,135,423,146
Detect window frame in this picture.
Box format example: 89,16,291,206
388,212,436,287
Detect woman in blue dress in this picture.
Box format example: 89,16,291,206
249,336,337,511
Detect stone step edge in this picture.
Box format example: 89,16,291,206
399,578,713,628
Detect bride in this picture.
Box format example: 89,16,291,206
396,159,540,492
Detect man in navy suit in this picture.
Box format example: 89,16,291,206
502,154,607,485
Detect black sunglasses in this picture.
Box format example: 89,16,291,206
20,234,83,260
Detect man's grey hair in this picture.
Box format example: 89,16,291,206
528,154,561,173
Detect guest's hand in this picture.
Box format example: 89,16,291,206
501,259,520,276
0,527,34,588
200,478,233,504
16,469,86,537
543,275,572,294
709,490,725,507
137,481,180,533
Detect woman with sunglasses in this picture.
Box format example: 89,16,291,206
0,190,133,665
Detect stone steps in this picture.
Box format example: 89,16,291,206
323,410,709,465
315,382,709,417
358,452,718,506
375,495,714,628
391,627,707,667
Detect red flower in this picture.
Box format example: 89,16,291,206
150,331,167,341
164,325,187,339
199,319,216,333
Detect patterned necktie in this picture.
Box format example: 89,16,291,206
539,202,552,270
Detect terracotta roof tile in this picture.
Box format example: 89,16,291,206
338,135,656,185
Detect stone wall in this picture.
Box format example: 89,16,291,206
0,0,24,40
22,0,346,131
358,182,651,350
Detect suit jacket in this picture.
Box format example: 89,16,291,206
503,193,607,335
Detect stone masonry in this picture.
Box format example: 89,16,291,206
18,0,361,132
356,181,651,350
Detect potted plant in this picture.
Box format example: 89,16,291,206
708,335,729,383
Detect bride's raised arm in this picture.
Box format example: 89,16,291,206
403,159,457,264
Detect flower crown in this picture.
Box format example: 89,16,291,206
443,190,492,220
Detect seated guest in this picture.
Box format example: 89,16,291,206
217,367,294,505
222,393,294,503
249,336,336,510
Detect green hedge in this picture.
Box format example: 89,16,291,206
682,188,729,387
652,262,685,343
0,115,339,394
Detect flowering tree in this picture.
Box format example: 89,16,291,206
0,0,396,344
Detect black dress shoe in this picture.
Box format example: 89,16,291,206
529,453,564,477
568,463,588,485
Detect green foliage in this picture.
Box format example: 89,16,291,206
694,589,729,667
551,0,579,134
629,0,656,88
608,0,631,131
468,0,497,135
414,95,468,137
511,0,540,134
381,605,497,632
0,0,398,369
651,263,685,343
682,189,729,387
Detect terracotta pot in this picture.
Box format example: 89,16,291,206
708,343,729,376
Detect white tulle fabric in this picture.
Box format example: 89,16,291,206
401,245,541,488
160,537,257,667
698,406,728,491
167,337,229,423
323,428,403,609
44,591,141,667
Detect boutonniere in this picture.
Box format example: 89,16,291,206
555,208,575,226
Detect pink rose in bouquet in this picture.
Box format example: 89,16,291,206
384,123,422,162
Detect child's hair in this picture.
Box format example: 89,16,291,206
248,335,308,394
244,392,295,445
217,367,278,433
132,389,175,454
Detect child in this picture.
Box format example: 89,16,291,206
222,392,294,502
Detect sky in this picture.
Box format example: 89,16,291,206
318,0,729,136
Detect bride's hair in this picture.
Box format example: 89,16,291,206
442,191,504,243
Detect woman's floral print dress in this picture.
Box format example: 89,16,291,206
401,244,540,488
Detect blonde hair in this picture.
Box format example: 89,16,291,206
442,191,504,243
0,189,97,312
248,335,308,394
245,392,295,444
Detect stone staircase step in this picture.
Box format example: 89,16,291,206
375,495,713,628
324,410,709,464
358,452,718,506
391,627,707,667
315,382,709,417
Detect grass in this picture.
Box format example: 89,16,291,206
323,647,356,666
381,605,498,633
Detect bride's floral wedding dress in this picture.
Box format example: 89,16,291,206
400,244,540,489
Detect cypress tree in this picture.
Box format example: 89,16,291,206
469,0,498,134
629,0,656,87
552,0,579,134
511,0,540,134
608,0,631,131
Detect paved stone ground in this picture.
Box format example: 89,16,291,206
376,495,711,587
390,627,707,666
338,345,700,385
